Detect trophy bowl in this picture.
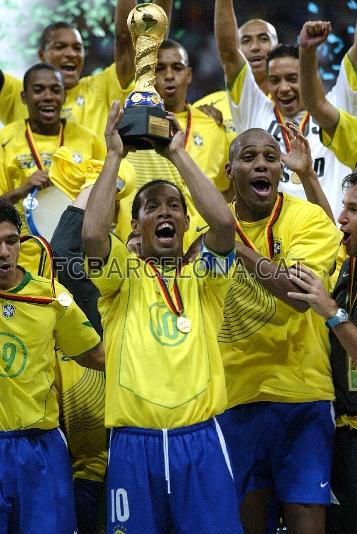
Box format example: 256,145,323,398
118,3,171,149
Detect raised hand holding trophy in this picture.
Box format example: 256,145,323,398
118,3,170,149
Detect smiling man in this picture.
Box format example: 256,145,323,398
215,1,357,221
0,2,173,139
0,198,103,533
216,127,340,534
82,102,240,534
0,63,104,275
0,21,123,138
287,173,357,533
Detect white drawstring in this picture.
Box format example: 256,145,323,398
162,429,171,494
213,417,234,480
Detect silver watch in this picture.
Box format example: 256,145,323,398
325,308,349,329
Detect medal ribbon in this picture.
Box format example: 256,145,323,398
235,192,284,259
0,235,57,305
25,120,64,171
145,261,185,317
273,107,310,152
348,256,357,314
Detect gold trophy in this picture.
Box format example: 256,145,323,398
118,3,170,149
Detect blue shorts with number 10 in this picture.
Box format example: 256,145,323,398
107,418,243,534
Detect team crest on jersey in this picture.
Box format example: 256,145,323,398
193,133,203,146
75,96,85,106
2,303,15,320
273,239,282,258
72,153,83,163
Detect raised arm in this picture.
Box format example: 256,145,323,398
161,115,235,254
280,122,335,222
299,20,339,137
347,20,357,70
82,101,124,261
215,0,246,87
115,0,136,89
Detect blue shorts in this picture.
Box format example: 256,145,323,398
107,418,243,534
217,401,335,505
0,428,76,534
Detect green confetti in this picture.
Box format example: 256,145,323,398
175,28,185,40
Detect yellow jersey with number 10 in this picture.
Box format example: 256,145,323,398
86,234,234,429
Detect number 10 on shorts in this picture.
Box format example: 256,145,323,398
111,488,130,523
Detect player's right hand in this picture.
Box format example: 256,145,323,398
105,100,125,157
24,170,51,192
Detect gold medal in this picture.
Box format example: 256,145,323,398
57,292,73,307
177,316,192,334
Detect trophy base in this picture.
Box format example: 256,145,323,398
118,106,171,150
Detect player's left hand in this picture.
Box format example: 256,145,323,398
105,101,125,156
280,122,313,179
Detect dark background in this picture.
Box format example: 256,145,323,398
82,0,356,102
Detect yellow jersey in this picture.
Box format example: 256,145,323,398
55,353,106,482
321,109,357,170
48,147,137,245
0,65,133,139
86,235,234,429
219,193,340,407
0,120,105,274
0,270,100,431
193,90,237,144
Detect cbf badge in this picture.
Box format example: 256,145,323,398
2,303,15,320
273,239,282,258
193,133,203,146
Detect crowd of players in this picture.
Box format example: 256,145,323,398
0,0,357,533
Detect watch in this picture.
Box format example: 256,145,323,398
325,308,349,329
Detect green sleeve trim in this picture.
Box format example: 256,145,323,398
82,320,93,328
226,62,247,92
